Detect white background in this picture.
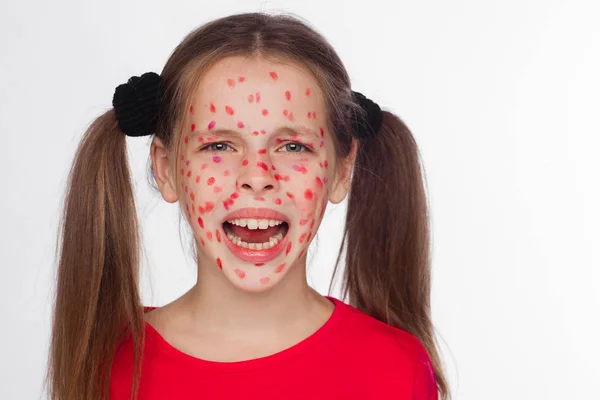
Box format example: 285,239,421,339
1,0,598,399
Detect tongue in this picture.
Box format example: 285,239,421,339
228,224,282,243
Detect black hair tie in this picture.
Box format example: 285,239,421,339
112,72,163,137
351,91,383,139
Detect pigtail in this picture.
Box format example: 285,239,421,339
334,111,450,399
46,109,146,400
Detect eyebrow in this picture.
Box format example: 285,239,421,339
190,125,320,142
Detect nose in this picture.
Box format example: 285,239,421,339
236,160,279,196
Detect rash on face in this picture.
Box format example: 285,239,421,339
178,56,337,290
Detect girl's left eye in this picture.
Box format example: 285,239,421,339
280,142,310,153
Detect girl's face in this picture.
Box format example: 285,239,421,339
176,56,352,292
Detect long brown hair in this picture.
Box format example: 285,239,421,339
46,12,450,400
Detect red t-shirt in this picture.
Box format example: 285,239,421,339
110,296,438,399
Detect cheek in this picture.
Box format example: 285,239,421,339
275,156,330,208
178,149,237,221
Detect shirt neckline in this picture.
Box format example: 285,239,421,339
143,295,345,372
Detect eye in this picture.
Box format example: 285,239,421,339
280,142,311,153
200,142,234,152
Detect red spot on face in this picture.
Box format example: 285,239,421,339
201,239,205,246
216,229,221,243
208,120,216,129
286,192,294,199
198,205,205,214
305,88,311,96
256,92,261,102
269,71,278,80
252,131,259,136
191,123,196,131
304,189,314,200
324,160,329,169
255,263,264,267
224,170,229,176
207,177,215,185
320,127,324,137
287,112,294,121
184,136,189,144
254,196,265,201
248,94,254,103
275,263,286,273
274,198,282,205
216,258,222,269
198,217,204,229
285,90,291,101
285,242,292,255
262,109,269,116
190,192,195,201
238,76,245,82
274,174,282,181
260,129,267,135
213,156,221,163
185,160,190,166
186,170,192,177
195,176,200,183
299,233,307,243
190,105,195,113
257,162,268,171
242,159,248,166
226,105,234,115
283,109,288,116
227,78,235,87
320,140,324,148
258,148,267,154
315,176,324,189
292,164,308,174
235,269,246,278
201,163,208,169
312,112,317,119
260,277,270,284
307,112,312,119
299,219,308,226
180,168,184,175
210,103,216,113
205,202,214,212
230,192,240,199
207,231,213,240
237,121,245,128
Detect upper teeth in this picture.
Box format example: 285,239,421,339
226,219,284,230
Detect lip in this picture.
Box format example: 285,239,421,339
222,207,290,224
222,222,290,263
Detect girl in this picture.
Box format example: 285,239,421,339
47,12,449,400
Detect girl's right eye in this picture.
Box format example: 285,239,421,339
200,142,234,152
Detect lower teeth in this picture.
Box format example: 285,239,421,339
226,231,284,250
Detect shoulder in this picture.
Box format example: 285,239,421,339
338,300,430,361
336,300,438,398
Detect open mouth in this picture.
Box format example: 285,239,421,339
222,220,290,251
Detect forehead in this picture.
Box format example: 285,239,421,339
192,56,326,117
